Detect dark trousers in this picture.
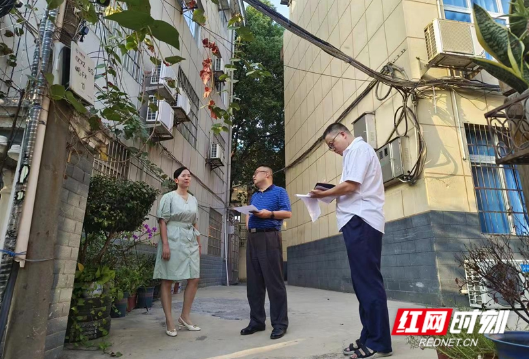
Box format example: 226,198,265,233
342,216,392,353
246,231,288,330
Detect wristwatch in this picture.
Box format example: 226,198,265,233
270,211,275,219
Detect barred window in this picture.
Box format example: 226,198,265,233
208,209,222,257
466,124,529,234
177,68,199,148
93,140,130,179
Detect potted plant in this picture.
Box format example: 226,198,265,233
136,254,157,309
68,176,158,340
455,234,529,358
66,264,116,343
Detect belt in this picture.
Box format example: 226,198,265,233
249,228,279,233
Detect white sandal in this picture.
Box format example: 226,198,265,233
178,317,201,331
166,327,177,337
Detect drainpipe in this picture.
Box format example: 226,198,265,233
224,28,236,287
436,0,443,18
12,2,66,267
450,88,467,161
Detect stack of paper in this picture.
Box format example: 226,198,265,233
296,194,336,222
231,205,259,215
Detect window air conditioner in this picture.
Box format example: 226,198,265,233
424,19,485,69
464,259,529,309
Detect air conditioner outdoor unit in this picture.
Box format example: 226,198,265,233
208,143,225,169
144,97,174,141
376,138,404,185
145,64,177,103
174,89,191,123
352,112,377,149
464,260,529,309
424,19,485,69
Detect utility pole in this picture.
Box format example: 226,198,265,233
0,2,66,354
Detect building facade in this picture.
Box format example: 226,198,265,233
0,1,243,357
282,0,526,306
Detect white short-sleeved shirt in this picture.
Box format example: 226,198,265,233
336,137,385,233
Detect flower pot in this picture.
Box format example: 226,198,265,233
136,286,154,308
111,295,128,318
486,332,529,359
127,294,137,312
153,284,161,301
81,282,103,298
66,295,112,343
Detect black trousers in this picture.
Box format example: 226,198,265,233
246,230,288,330
342,216,392,353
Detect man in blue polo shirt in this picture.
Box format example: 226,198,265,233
241,166,292,340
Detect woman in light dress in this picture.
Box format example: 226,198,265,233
154,167,201,337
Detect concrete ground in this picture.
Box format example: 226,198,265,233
62,285,436,359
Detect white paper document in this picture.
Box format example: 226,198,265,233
296,194,337,222
231,205,259,215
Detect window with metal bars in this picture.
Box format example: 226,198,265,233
208,209,222,257
465,124,529,234
93,140,130,179
177,68,199,148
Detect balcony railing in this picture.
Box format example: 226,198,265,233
486,91,529,165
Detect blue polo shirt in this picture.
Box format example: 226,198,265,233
248,184,291,230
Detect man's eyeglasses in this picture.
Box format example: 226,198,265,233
327,132,342,151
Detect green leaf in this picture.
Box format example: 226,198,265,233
50,84,66,100
123,0,151,13
105,11,154,32
96,63,106,69
149,102,158,112
89,116,101,131
507,37,523,76
192,9,206,26
150,56,161,65
4,30,13,37
165,56,185,65
473,4,522,68
66,91,88,114
211,0,219,4
14,28,23,36
473,57,529,93
46,0,65,10
149,20,180,50
509,0,529,40
85,4,98,24
219,74,229,81
236,26,254,42
44,73,54,85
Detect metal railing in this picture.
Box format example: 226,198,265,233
485,91,529,165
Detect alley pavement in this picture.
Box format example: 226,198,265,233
62,285,436,359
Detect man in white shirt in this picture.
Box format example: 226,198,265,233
310,123,392,359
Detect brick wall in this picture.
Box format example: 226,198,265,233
287,211,488,307
44,150,93,359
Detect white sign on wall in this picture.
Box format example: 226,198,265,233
70,42,95,105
